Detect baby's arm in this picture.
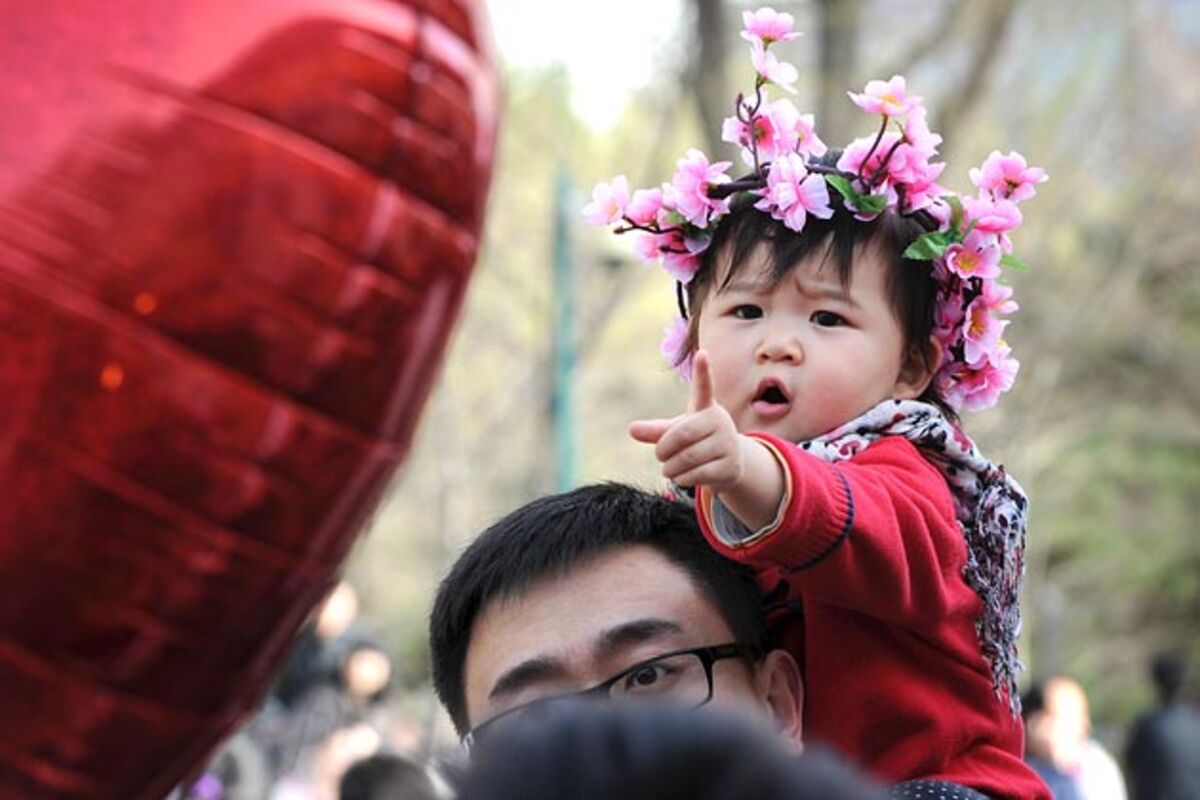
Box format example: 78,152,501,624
629,351,786,531
699,434,975,631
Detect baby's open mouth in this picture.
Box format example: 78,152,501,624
751,380,792,419
756,385,789,405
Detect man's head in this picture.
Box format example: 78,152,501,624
429,483,802,746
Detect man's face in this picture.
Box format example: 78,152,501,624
461,544,801,745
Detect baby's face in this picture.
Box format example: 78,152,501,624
696,243,923,442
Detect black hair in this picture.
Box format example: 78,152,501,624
339,752,437,800
1151,652,1187,703
428,483,768,734
679,168,953,419
1020,682,1046,720
455,701,885,800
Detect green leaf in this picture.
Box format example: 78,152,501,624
903,231,954,260
1000,253,1029,272
824,174,887,215
824,174,858,203
947,195,965,232
854,193,888,214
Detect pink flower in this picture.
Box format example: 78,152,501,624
940,349,1019,412
902,106,942,156
943,230,1001,280
755,152,833,232
837,132,901,184
848,75,921,117
668,149,732,226
723,99,802,165
582,176,630,225
749,40,798,94
962,297,1009,366
969,150,1048,203
660,316,694,381
962,194,1022,235
633,228,702,284
625,187,664,226
741,7,801,46
794,113,827,157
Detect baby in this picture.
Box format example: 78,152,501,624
587,8,1049,799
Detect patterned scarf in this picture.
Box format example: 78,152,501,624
799,399,1027,715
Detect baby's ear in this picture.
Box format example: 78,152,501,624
893,335,942,400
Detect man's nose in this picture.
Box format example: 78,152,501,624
755,325,803,364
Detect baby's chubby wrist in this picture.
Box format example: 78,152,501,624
711,434,789,531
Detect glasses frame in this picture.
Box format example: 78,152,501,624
461,641,758,751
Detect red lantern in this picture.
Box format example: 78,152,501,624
0,1,498,796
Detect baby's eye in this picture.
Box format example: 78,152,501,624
732,304,763,320
811,310,846,327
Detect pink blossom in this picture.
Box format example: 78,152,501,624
660,316,694,381
755,152,833,232
962,194,1022,235
837,132,899,185
902,106,942,156
940,349,1019,412
943,230,1002,281
633,228,702,284
848,75,921,118
749,40,798,94
969,150,1048,203
740,7,801,46
794,113,827,157
582,176,630,225
625,188,664,226
723,99,802,165
668,149,732,226
962,297,1009,366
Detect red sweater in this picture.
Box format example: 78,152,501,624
696,434,1049,800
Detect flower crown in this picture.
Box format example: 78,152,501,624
583,7,1047,413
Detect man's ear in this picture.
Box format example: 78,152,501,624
755,649,804,753
893,334,943,400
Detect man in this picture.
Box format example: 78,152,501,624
428,483,990,799
428,482,804,749
1125,654,1200,800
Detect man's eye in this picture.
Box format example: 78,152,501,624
620,664,684,695
732,304,763,320
811,310,846,327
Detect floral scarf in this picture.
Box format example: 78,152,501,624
799,399,1028,715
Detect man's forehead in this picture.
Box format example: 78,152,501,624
462,545,734,722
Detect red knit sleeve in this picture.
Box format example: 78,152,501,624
696,433,978,630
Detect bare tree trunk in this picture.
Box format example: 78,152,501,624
814,0,863,144
935,0,1018,154
690,0,731,157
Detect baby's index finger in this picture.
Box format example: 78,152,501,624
688,349,716,413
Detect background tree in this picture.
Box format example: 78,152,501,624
340,0,1199,750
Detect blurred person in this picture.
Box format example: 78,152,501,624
1042,676,1127,800
429,482,997,798
273,581,364,711
339,752,440,800
457,701,885,800
1124,653,1200,800
1023,683,1083,800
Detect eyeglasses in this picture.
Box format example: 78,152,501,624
461,642,758,751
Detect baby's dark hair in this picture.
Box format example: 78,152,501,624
679,170,953,419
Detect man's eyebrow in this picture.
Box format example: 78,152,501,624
593,618,686,661
488,656,564,701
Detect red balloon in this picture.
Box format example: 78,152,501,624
0,1,498,796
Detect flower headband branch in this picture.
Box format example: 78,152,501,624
583,6,1046,412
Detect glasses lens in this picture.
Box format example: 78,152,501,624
607,652,710,707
